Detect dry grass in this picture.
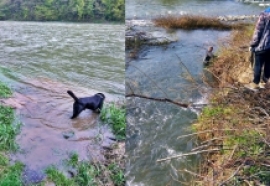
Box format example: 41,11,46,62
207,25,254,87
153,15,248,30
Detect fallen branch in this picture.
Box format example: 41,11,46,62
156,149,220,162
229,145,238,160
125,93,189,108
177,129,238,139
218,163,243,186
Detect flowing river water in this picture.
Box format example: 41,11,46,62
0,21,124,175
125,0,266,185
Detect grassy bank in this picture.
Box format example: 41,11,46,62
188,23,270,185
153,15,248,30
0,82,24,185
100,103,126,140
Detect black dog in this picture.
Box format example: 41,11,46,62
67,90,105,119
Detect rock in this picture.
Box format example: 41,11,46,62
67,168,78,178
108,137,117,141
62,130,75,139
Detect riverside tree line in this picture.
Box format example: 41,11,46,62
0,0,124,22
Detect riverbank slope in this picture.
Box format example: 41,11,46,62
190,24,270,185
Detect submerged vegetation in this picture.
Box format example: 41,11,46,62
100,103,126,140
153,15,248,30
0,0,124,22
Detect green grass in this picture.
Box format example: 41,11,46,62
100,104,126,140
46,154,100,186
108,163,125,186
75,162,99,186
0,80,24,185
46,153,125,186
66,152,79,167
0,154,24,186
200,106,233,118
0,105,21,151
45,166,75,186
0,81,12,98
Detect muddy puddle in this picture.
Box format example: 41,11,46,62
0,77,121,173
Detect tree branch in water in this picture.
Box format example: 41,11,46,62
125,93,189,108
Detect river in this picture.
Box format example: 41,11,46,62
125,0,266,186
0,21,124,173
126,0,264,20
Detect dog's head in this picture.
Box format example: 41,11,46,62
96,93,105,99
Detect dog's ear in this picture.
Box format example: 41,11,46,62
97,93,105,99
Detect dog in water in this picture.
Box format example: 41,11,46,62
67,90,105,119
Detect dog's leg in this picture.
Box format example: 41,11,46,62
70,102,84,119
95,99,104,114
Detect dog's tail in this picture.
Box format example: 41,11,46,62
67,90,79,102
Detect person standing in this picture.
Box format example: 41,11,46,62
247,7,270,89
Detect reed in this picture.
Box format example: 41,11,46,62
153,15,248,30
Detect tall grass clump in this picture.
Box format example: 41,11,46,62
0,81,12,98
153,15,247,30
45,166,75,186
0,105,20,151
108,163,125,186
100,103,126,140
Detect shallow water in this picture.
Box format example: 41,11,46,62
126,29,230,186
125,1,263,185
0,21,124,173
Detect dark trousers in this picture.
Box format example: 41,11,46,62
253,51,270,84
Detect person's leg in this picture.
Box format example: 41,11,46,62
263,51,270,83
253,53,264,84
